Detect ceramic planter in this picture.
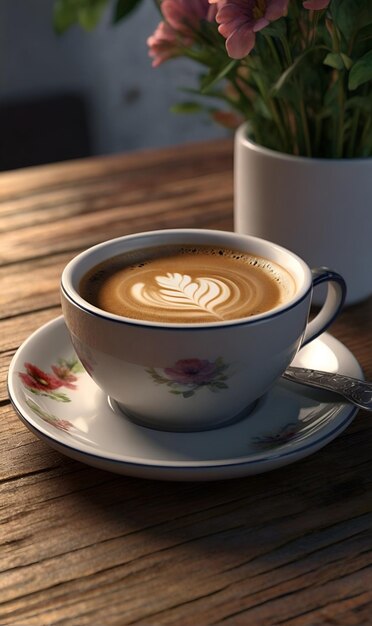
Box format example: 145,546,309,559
234,123,372,305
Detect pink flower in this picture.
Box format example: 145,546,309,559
214,0,289,58
162,0,217,36
303,0,330,9
147,21,183,67
19,362,63,392
148,0,218,67
164,359,218,385
44,416,74,432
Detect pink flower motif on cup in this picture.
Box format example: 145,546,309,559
214,0,289,59
147,357,230,398
165,358,219,385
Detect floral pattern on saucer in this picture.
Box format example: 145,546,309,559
18,357,85,432
24,399,75,432
19,358,84,401
147,357,230,398
252,422,301,450
8,317,361,479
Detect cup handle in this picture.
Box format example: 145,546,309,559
301,268,347,348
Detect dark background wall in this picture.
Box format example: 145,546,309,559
0,0,227,170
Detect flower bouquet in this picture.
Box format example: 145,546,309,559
53,0,372,304
54,0,372,158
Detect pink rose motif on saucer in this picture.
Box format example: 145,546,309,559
147,357,230,398
19,359,84,402
19,362,64,393
18,357,85,432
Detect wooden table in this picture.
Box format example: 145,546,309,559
1,139,371,625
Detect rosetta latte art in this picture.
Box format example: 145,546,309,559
131,272,238,320
80,245,296,322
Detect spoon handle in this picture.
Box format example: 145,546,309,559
283,366,372,411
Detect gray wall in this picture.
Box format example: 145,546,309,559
0,0,228,158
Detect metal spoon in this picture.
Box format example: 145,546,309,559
282,366,372,411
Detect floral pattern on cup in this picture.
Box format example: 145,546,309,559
147,357,230,398
18,357,85,432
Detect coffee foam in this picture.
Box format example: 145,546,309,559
79,245,296,323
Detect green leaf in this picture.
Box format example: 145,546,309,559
170,102,204,114
79,1,108,30
50,391,71,402
260,18,286,40
345,95,372,113
211,382,228,390
323,52,352,71
70,360,85,374
341,53,353,70
200,60,238,94
53,0,78,34
53,0,108,33
272,45,328,95
356,22,372,45
324,53,344,70
332,0,372,43
113,0,144,24
349,50,372,90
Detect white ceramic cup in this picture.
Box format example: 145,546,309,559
60,229,346,432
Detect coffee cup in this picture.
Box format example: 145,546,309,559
60,229,346,431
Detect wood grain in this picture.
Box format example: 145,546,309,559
0,138,371,626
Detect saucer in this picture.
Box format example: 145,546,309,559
8,316,362,481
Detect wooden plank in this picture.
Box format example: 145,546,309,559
0,254,67,319
0,415,370,624
0,170,233,234
0,185,233,265
0,309,61,401
0,139,233,201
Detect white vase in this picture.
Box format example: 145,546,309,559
234,122,372,305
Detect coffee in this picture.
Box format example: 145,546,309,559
79,244,296,323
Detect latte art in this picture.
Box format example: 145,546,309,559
79,244,297,323
132,273,237,320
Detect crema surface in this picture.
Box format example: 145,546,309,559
79,245,296,323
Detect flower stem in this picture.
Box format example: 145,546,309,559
347,109,360,158
299,98,312,156
336,75,345,157
358,113,372,156
249,66,290,152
